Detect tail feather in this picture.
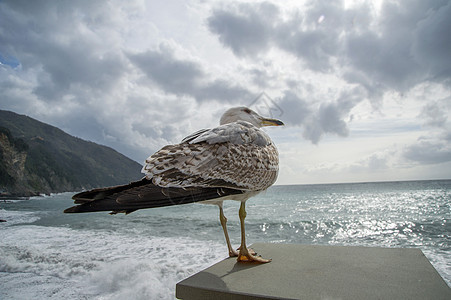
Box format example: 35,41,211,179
64,178,244,214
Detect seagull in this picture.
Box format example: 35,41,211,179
64,107,283,263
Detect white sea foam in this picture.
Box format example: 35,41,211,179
0,209,40,226
423,248,451,288
0,224,225,300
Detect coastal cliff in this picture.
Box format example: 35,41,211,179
0,110,143,197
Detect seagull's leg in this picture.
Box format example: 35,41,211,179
237,201,271,263
218,203,239,257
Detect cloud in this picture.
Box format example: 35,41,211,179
128,46,204,97
0,0,129,98
275,91,309,124
274,1,353,72
128,44,252,102
348,152,392,174
403,139,451,164
207,1,451,95
411,1,451,83
419,102,448,128
207,2,278,57
277,86,364,143
208,1,354,71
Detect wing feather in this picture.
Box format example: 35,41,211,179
64,178,244,214
142,122,279,191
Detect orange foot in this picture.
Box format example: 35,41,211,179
237,248,271,263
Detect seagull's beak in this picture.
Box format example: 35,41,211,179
260,117,284,127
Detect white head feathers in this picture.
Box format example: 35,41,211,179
220,107,284,128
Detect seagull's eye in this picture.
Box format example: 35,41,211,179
243,108,251,114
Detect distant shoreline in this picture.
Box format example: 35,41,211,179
0,194,31,200
0,191,76,200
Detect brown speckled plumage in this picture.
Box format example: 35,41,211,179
142,121,279,191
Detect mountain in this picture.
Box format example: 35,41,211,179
0,110,143,197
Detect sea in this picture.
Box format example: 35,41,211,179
1,180,450,299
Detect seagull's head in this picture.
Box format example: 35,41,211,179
220,107,284,128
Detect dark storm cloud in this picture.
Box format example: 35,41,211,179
304,88,363,143
128,47,204,97
207,2,278,57
411,1,451,83
277,91,311,127
278,87,364,143
208,0,451,94
0,0,128,101
208,1,347,71
273,0,353,72
344,31,419,92
128,46,252,102
33,45,126,101
344,0,451,93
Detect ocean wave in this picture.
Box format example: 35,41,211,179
0,224,226,299
0,209,40,226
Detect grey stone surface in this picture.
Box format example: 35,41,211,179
176,243,450,300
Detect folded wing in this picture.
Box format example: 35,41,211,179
64,178,244,214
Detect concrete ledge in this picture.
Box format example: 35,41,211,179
176,243,450,300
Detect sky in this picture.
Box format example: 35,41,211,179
0,0,450,185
